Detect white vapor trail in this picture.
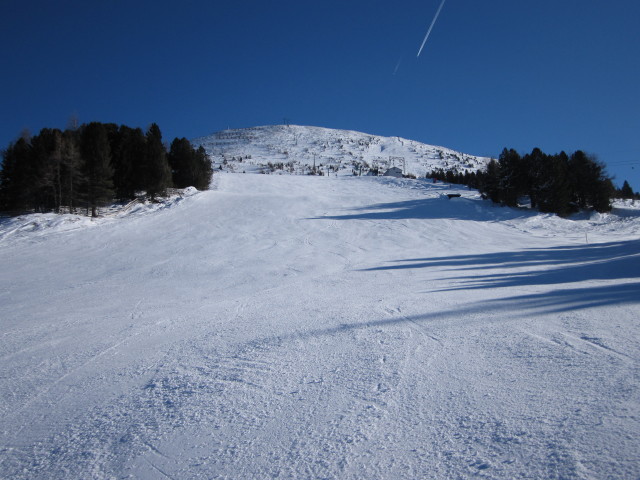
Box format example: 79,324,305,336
417,0,447,58
393,56,403,75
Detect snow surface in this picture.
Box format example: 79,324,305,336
193,125,490,177
1,174,639,479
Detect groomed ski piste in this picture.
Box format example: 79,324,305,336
1,172,639,479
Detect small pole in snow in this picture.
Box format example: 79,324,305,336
585,232,589,244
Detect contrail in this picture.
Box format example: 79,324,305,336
417,0,447,58
393,56,403,75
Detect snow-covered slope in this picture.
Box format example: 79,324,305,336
1,174,639,479
193,125,489,177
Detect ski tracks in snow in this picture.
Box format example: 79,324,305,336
2,175,639,479
338,306,445,477
5,300,153,422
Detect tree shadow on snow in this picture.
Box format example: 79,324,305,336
364,240,640,287
360,239,640,314
310,197,533,222
473,281,640,314
240,241,639,350
256,280,640,349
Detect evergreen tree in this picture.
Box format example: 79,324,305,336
0,147,15,211
590,177,614,212
526,148,548,210
620,180,634,199
168,137,195,188
31,128,81,213
569,151,611,212
193,146,213,190
59,129,83,213
112,125,146,200
0,137,32,212
44,129,65,212
29,129,68,212
168,138,213,190
498,148,525,207
479,159,501,203
538,152,573,216
144,123,171,199
568,150,593,209
80,122,114,217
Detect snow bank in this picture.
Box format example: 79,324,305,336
0,188,200,243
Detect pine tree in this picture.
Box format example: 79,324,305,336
620,180,634,199
526,148,548,210
591,178,613,212
29,129,74,212
0,137,32,212
479,159,501,203
168,137,194,188
112,125,146,200
80,122,114,217
45,129,65,212
144,123,171,199
60,129,83,213
498,148,524,207
539,152,573,216
30,128,82,213
568,150,593,209
193,146,213,190
569,151,611,212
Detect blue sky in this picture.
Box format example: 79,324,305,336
1,0,639,190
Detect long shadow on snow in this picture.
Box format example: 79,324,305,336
309,197,533,222
256,283,640,350
363,240,640,293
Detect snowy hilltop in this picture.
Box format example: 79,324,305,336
192,124,490,177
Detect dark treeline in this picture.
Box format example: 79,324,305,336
428,147,626,216
0,122,213,216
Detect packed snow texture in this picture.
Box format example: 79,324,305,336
192,125,490,177
1,174,639,479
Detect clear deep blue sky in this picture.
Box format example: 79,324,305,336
2,0,639,190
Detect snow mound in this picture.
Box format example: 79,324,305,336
0,213,98,242
0,188,200,243
182,186,199,196
505,199,640,240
